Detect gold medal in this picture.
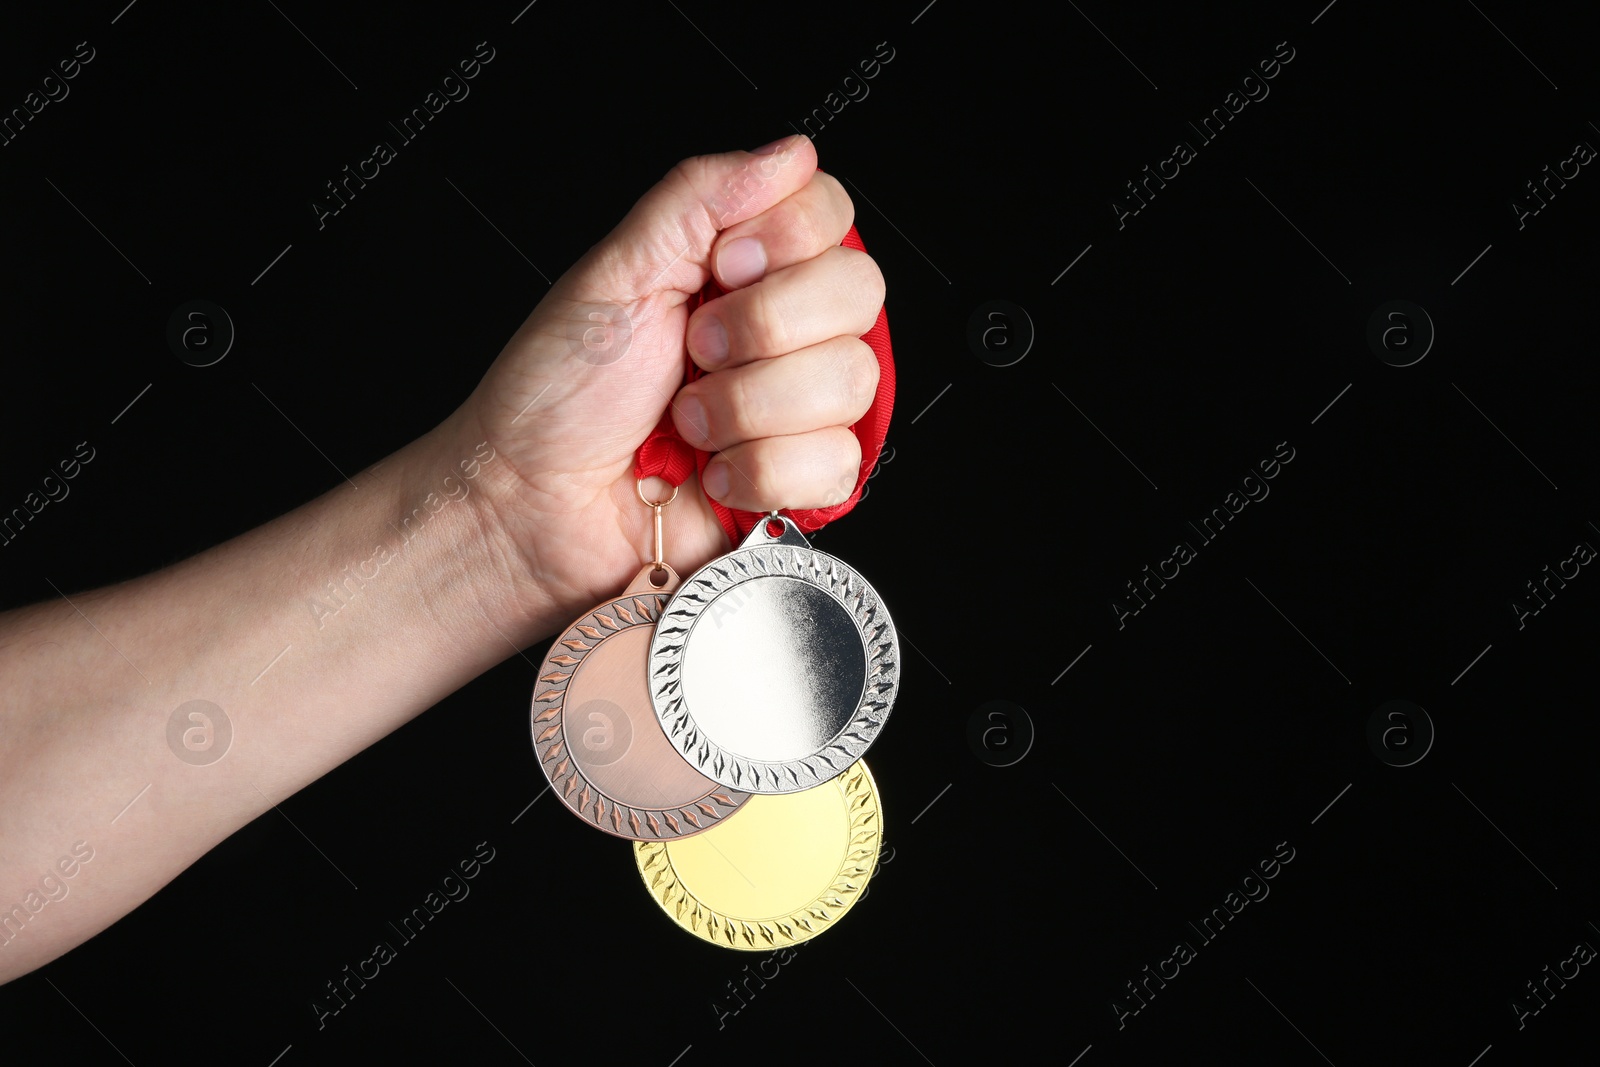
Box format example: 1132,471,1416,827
633,759,882,949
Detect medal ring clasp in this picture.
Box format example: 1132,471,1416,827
635,479,678,509
636,478,677,585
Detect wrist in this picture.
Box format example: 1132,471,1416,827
415,404,564,649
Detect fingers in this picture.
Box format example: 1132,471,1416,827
620,142,882,515
564,134,818,303
671,336,878,449
700,427,863,512
686,245,885,370
711,172,854,290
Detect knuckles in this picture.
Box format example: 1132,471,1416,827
730,169,851,258
840,338,880,417
740,283,796,356
690,336,878,447
722,429,861,511
818,172,854,230
837,247,886,330
830,433,865,504
718,371,763,444
718,246,883,358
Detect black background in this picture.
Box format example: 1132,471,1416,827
3,1,1598,1064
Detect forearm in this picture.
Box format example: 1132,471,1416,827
0,407,541,982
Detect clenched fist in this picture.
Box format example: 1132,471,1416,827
449,134,888,637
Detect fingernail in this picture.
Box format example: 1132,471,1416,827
751,136,791,155
679,395,710,444
702,462,730,499
717,237,767,289
689,314,728,367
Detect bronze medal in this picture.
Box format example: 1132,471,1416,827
531,488,751,839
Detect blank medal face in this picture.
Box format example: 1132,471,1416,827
532,566,750,839
634,759,882,949
650,516,900,794
682,577,867,763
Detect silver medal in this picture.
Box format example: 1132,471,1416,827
648,514,899,794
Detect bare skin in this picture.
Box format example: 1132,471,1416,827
0,134,885,983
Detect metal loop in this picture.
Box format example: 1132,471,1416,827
636,478,679,509
638,479,677,570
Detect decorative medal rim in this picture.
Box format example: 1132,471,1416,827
647,533,899,794
634,760,882,950
532,586,751,841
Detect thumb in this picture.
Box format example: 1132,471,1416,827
560,135,817,306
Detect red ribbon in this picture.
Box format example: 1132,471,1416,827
633,222,894,542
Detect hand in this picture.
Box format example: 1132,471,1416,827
450,135,886,639
0,137,886,984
